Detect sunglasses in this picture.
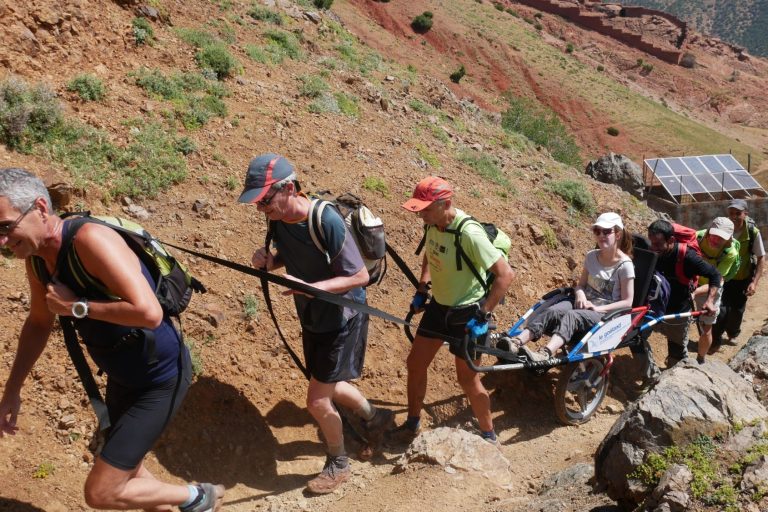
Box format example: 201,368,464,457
592,227,615,236
0,201,37,236
256,187,281,207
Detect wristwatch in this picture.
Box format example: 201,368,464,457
71,299,89,319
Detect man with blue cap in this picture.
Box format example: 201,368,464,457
239,154,393,494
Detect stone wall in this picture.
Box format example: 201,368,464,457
647,195,768,239
512,0,683,64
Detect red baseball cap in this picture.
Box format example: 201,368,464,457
401,176,453,212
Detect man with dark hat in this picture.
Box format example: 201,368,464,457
240,153,393,494
713,199,765,348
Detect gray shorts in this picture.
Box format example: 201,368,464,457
694,286,723,325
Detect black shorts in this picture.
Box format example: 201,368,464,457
100,349,192,471
303,312,369,383
416,300,481,357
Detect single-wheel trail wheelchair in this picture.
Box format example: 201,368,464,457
460,248,703,425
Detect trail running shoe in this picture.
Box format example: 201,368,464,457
385,422,420,446
306,455,351,494
179,483,225,512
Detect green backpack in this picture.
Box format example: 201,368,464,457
31,213,206,315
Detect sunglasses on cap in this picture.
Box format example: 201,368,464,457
592,227,615,236
0,201,37,236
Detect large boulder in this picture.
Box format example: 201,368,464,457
585,153,644,199
394,427,512,488
729,335,768,405
595,359,767,507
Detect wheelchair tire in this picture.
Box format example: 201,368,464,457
554,357,608,426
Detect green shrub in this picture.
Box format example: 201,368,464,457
334,92,359,117
501,96,581,167
313,0,334,8
0,77,63,151
247,5,283,25
534,22,543,31
174,136,197,155
308,93,339,114
298,75,328,98
457,150,511,189
186,340,204,376
606,126,619,136
416,144,440,168
565,43,574,54
175,27,218,48
449,64,466,84
597,64,604,72
132,17,154,46
264,29,302,61
243,294,259,319
67,74,106,102
493,2,504,11
411,12,434,33
195,44,238,79
506,8,519,17
641,62,654,74
244,44,268,63
363,176,389,197
33,462,56,479
546,180,595,213
534,12,543,19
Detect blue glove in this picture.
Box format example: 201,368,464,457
410,291,429,313
465,317,489,340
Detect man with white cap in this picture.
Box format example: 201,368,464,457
239,154,393,494
393,176,514,445
694,217,741,358
713,199,765,348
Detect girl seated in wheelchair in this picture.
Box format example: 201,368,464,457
508,212,635,361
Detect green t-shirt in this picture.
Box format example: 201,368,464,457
696,229,741,284
426,209,504,306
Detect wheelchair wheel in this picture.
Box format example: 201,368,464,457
554,357,608,426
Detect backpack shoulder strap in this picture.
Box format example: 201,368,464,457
448,215,489,292
747,217,758,251
307,198,330,257
58,216,118,299
415,225,430,256
674,242,689,285
29,255,51,285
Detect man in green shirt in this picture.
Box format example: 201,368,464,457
394,176,514,444
696,217,740,358
714,199,765,348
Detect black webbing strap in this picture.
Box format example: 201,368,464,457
446,217,491,293
262,227,310,379
59,317,111,431
162,241,410,327
385,241,419,289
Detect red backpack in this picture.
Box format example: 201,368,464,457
671,223,702,288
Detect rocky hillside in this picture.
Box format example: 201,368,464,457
625,0,768,57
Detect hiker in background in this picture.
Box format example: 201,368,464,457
647,219,721,366
714,199,765,348
0,168,223,512
394,176,514,445
241,153,393,495
510,212,635,362
696,217,740,357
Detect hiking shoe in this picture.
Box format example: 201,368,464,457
364,408,395,442
385,422,420,446
494,336,522,356
179,483,225,512
306,455,351,495
724,337,739,346
521,345,549,363
707,340,722,355
696,355,706,365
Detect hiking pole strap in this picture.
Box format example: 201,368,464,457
261,276,310,380
162,241,409,326
59,317,111,432
385,242,419,289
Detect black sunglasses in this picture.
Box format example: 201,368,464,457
592,227,615,236
256,186,281,207
0,201,37,236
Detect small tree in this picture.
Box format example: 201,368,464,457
411,12,434,34
607,127,619,136
313,0,334,9
449,64,466,84
680,52,696,68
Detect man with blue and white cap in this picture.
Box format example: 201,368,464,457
239,154,393,495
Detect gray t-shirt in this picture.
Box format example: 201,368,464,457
583,250,635,306
273,205,365,333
